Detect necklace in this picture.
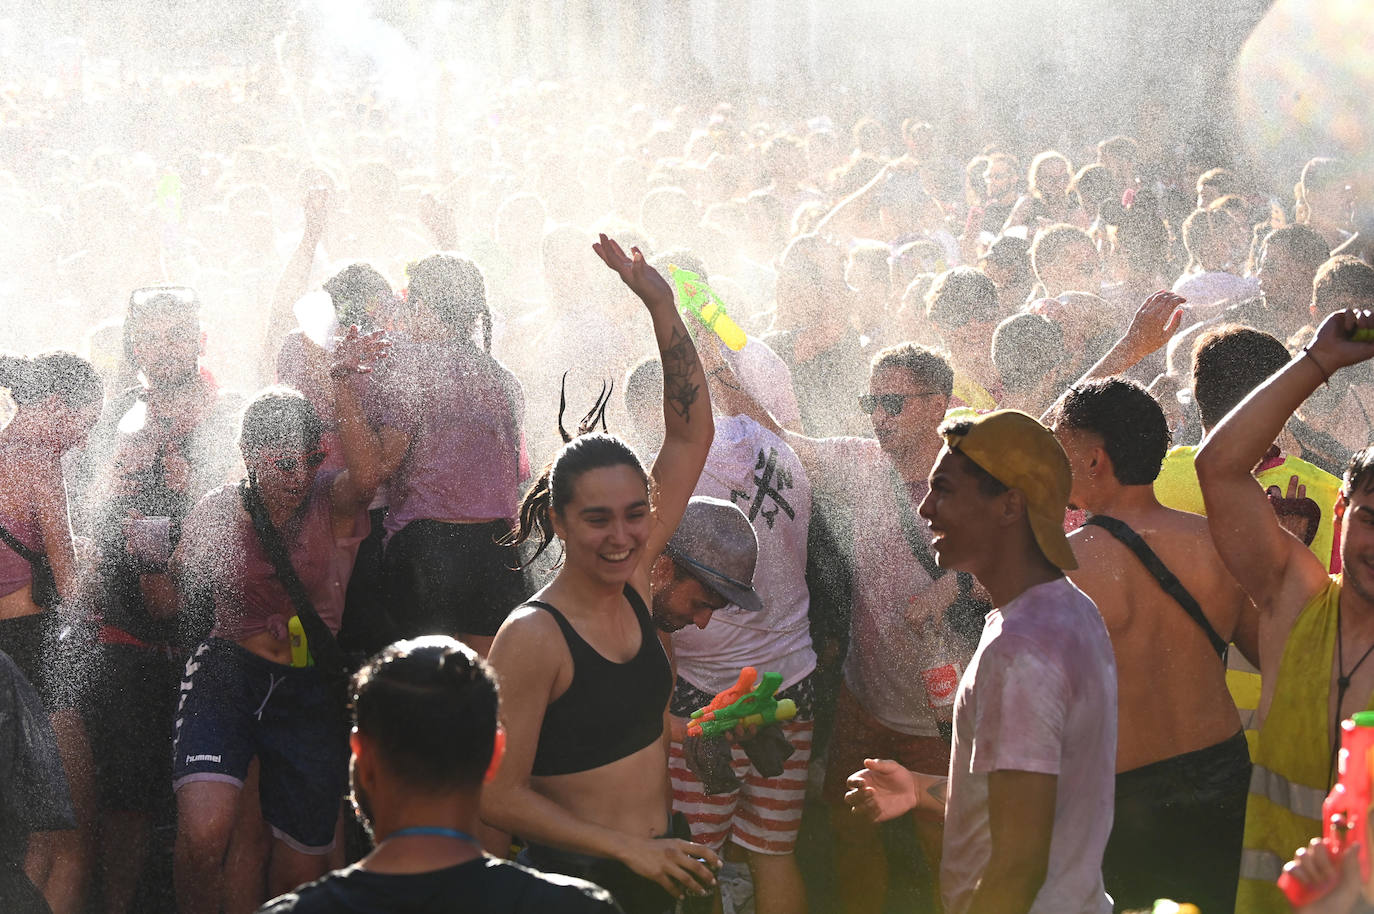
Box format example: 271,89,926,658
1331,607,1374,786
382,826,481,846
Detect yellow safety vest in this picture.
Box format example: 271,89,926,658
1236,577,1374,914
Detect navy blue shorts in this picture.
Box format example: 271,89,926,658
172,638,347,853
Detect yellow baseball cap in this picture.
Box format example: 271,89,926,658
941,409,1077,571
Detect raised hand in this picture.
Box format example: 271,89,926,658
845,758,921,823
1309,307,1374,373
330,325,390,378
1119,290,1187,360
592,233,674,310
303,185,332,239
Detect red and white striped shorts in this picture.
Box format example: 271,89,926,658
668,716,814,856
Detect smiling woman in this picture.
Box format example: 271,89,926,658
482,235,720,914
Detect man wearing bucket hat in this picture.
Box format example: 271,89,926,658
847,409,1117,914
647,496,763,634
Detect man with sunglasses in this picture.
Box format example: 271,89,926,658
736,342,975,914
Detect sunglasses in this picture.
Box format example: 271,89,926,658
859,392,941,416
271,450,328,473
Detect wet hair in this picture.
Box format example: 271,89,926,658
1097,135,1139,165
406,253,492,352
1030,223,1096,291
993,313,1065,394
937,418,1009,497
926,267,998,330
1313,255,1374,313
1300,157,1345,197
0,350,102,409
323,263,392,331
1053,378,1170,485
511,380,649,563
1190,325,1290,429
351,636,498,790
1344,448,1374,499
870,343,954,398
238,386,324,455
1260,224,1330,276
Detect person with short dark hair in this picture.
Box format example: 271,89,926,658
1196,308,1374,914
1297,157,1355,250
255,637,622,913
1226,224,1332,339
1312,255,1374,320
926,267,1003,410
1050,379,1251,913
848,409,1117,914
991,313,1067,414
171,327,393,913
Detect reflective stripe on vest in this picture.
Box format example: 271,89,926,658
1250,762,1327,821
1239,847,1285,883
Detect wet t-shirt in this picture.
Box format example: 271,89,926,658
180,472,368,641
942,577,1116,914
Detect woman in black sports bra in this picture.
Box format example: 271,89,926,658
483,235,720,914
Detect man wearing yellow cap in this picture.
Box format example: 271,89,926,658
846,409,1117,914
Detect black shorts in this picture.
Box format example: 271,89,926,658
1102,729,1250,914
0,612,87,712
84,638,179,812
171,638,348,853
383,519,527,638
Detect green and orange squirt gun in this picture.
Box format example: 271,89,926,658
1277,712,1374,906
668,265,748,351
688,667,797,739
1353,328,1374,342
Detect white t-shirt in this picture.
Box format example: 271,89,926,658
811,436,966,739
720,337,803,430
671,415,816,693
942,576,1117,914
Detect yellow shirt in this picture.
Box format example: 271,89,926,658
1154,445,1341,572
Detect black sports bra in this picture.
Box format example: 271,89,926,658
529,585,672,777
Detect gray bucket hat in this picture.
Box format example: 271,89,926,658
663,496,763,613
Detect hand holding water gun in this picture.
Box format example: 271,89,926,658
688,667,797,740
668,265,747,351
1278,713,1374,908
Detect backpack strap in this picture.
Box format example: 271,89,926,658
1083,514,1228,660
238,479,347,676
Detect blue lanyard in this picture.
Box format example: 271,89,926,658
386,826,480,845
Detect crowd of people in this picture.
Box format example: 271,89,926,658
3,28,1374,914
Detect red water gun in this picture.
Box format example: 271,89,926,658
1278,712,1374,905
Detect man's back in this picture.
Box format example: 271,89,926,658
1069,505,1246,771
257,857,621,914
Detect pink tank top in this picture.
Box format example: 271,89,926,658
0,509,40,599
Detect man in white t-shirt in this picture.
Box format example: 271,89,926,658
846,410,1117,914
626,352,816,914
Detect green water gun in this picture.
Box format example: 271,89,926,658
668,265,748,351
688,667,797,739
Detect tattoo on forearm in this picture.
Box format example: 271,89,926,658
661,326,702,422
926,778,947,807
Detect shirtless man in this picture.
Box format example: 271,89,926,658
1196,307,1374,914
1049,377,1251,913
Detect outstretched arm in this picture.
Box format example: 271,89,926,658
264,186,331,356
593,234,713,568
1196,309,1373,612
1041,290,1185,423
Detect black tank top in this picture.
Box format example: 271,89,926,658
529,585,672,777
